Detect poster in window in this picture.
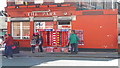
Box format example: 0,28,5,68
75,30,84,45
45,22,53,29
15,0,23,4
35,22,45,29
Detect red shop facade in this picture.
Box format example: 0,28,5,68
5,3,118,50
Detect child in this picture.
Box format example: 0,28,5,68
30,36,37,53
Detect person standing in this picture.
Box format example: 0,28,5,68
38,35,43,52
30,35,37,53
4,34,14,59
69,30,80,54
2,34,7,56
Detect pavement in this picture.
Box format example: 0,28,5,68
1,48,119,67
12,51,119,58
2,56,118,66
0,47,120,58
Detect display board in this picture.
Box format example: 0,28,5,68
75,30,84,45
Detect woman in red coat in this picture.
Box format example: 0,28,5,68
4,34,14,59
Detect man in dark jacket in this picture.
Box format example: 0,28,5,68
38,35,43,52
4,34,14,59
69,30,80,54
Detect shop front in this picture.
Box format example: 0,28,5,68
6,9,77,48
6,5,118,49
33,16,72,47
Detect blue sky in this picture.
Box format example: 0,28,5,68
0,0,6,11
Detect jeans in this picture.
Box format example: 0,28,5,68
5,46,13,57
4,46,7,56
71,43,78,53
31,46,35,53
39,45,43,52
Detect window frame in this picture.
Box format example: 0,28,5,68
12,22,30,39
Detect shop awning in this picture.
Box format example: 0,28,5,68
10,16,74,22
57,16,72,21
34,17,54,22
11,18,30,22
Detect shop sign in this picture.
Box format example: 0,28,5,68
2,29,7,32
37,29,44,31
61,29,69,31
58,25,71,29
56,29,61,31
45,29,53,31
27,11,68,17
62,25,71,29
45,26,53,29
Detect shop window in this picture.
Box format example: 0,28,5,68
58,21,70,25
58,21,71,29
34,22,54,32
12,22,30,39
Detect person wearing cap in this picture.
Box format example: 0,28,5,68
69,30,80,54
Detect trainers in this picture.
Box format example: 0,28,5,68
2,54,6,56
32,52,35,53
75,52,78,54
8,57,13,59
71,52,74,54
3,56,8,58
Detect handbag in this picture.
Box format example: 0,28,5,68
12,46,16,49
